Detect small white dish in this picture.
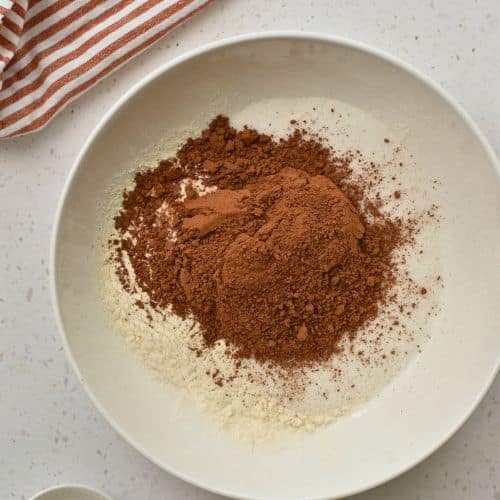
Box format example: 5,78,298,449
31,484,112,500
51,32,500,500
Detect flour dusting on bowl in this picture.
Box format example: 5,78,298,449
99,97,440,447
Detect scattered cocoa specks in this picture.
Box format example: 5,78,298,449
112,115,431,371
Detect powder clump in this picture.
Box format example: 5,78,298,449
102,101,440,447
113,116,404,367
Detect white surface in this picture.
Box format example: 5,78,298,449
0,1,499,499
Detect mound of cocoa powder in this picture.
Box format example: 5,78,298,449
113,116,405,366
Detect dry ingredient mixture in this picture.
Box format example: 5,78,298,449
103,107,438,446
113,116,407,367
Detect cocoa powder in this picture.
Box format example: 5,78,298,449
113,116,404,366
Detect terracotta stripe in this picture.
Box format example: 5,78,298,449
0,33,16,51
11,2,25,17
28,0,45,8
0,22,19,43
0,42,12,57
24,0,74,31
0,6,10,17
0,0,194,123
4,0,137,89
4,7,23,27
7,0,212,137
10,0,99,66
24,0,46,20
2,14,22,35
1,0,187,104
0,53,10,64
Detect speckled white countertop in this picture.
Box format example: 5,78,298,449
0,1,498,499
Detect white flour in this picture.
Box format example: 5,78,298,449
99,97,440,448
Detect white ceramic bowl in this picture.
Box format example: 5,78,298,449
51,33,500,500
31,484,112,500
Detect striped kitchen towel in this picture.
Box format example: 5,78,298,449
0,0,212,138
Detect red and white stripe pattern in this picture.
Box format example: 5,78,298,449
0,0,212,138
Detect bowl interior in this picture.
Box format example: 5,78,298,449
53,35,500,500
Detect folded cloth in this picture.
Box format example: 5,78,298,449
0,0,212,138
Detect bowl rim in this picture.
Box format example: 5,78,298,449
30,484,113,500
50,31,500,500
